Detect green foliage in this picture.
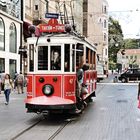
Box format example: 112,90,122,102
124,39,139,49
108,16,124,68
109,60,116,70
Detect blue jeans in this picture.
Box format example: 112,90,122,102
4,89,11,103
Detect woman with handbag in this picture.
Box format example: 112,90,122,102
3,74,13,105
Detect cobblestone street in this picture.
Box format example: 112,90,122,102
1,77,140,140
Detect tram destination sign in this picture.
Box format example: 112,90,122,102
39,19,65,33
45,13,59,19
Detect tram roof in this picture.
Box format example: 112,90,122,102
27,33,96,50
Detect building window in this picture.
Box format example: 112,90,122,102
35,5,38,10
0,2,6,12
9,59,16,79
105,48,108,56
103,5,107,14
9,23,17,53
0,17,5,51
104,20,107,28
0,58,5,72
46,0,49,13
104,33,107,41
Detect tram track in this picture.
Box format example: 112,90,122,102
11,118,43,140
48,119,72,140
10,115,77,140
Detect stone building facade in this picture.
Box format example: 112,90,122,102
0,0,23,78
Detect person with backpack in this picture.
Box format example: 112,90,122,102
16,72,24,94
3,74,13,105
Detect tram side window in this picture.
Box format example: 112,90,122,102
50,46,61,70
72,44,75,72
38,46,48,70
29,44,34,72
76,44,84,69
86,47,90,64
64,44,70,72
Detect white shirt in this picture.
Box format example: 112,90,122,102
4,79,12,90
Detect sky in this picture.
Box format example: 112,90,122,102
107,0,140,39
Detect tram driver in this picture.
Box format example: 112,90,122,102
51,51,61,70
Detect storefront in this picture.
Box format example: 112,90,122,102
0,11,22,78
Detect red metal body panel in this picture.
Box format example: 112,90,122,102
27,75,33,98
64,75,76,102
83,70,97,95
35,75,62,97
27,75,33,93
26,71,96,109
26,74,77,104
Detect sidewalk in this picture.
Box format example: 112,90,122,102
0,87,39,140
0,87,26,105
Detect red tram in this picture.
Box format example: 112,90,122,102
25,19,97,114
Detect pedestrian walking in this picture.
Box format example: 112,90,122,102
16,72,24,94
112,69,113,74
3,74,13,105
13,71,18,91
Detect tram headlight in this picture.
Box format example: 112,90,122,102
42,85,54,96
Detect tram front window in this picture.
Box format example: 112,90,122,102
50,46,61,70
38,46,48,70
29,44,34,72
64,44,70,72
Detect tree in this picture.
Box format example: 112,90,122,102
108,16,124,69
124,39,139,49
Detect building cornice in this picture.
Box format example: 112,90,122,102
0,10,23,24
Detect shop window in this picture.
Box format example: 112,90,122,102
0,17,5,51
0,58,5,72
9,59,16,79
9,23,17,53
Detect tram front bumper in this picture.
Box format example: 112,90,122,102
25,96,76,112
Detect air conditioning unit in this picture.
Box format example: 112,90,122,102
33,10,39,20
